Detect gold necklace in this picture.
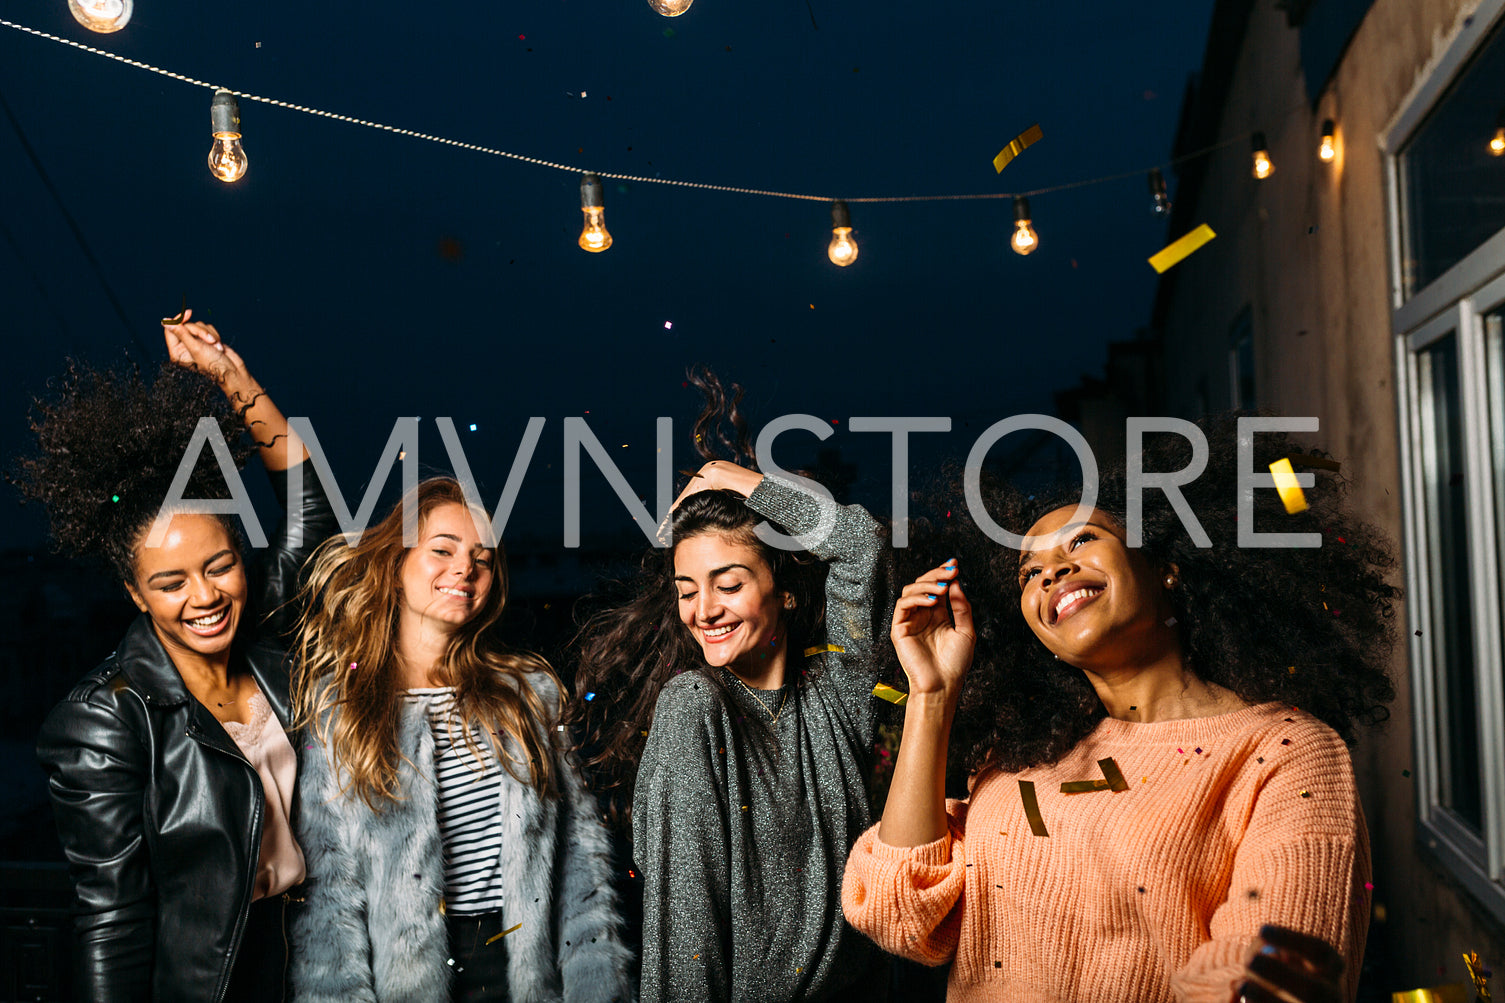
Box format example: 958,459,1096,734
731,673,788,724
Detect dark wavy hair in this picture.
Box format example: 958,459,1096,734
9,360,253,583
563,369,828,821
901,413,1399,776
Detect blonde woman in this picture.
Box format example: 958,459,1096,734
289,478,631,1003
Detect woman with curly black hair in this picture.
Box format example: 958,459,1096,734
15,312,334,1002
843,416,1396,1003
567,376,892,1003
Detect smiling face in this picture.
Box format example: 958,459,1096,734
673,530,789,676
127,513,248,664
398,502,495,636
1016,505,1177,670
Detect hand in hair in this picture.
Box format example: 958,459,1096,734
891,561,974,698
1233,925,1343,1003
162,308,306,470
669,460,763,512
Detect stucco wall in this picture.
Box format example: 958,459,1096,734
1157,0,1505,988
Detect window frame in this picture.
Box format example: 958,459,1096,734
1386,0,1505,922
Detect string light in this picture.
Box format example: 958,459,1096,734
208,90,248,183
578,172,613,252
827,200,858,266
1251,131,1274,180
647,0,693,14
1148,168,1171,215
1491,112,1505,156
1318,119,1336,162
67,0,131,33
1011,196,1038,256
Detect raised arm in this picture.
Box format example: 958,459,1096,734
35,690,154,1002
842,561,976,964
164,311,336,635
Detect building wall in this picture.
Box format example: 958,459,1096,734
1157,0,1505,988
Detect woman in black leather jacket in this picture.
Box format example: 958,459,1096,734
16,313,336,1002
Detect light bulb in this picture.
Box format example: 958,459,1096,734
1319,119,1336,162
827,201,858,266
207,90,247,183
1011,196,1038,256
648,0,693,13
68,0,132,32
578,173,613,252
1251,131,1274,180
208,137,248,182
1148,168,1172,216
1491,127,1505,156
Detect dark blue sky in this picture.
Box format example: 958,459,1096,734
1,0,1216,550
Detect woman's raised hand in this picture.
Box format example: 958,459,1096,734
891,562,975,698
162,308,256,403
669,460,764,512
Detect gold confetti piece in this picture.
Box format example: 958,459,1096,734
1147,223,1217,273
1060,779,1111,794
1286,453,1341,472
1018,780,1049,837
804,644,845,657
993,123,1043,173
1269,457,1309,514
1098,757,1130,792
485,922,523,944
872,682,909,706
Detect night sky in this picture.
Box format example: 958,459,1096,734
1,0,1216,551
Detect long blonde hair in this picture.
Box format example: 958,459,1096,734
293,477,558,811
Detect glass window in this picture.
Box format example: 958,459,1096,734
1398,18,1505,297
1418,333,1482,832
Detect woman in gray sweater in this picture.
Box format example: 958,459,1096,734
571,459,891,1003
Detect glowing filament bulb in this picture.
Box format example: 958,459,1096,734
648,0,694,13
1491,127,1505,156
1251,131,1274,180
207,90,247,183
1011,196,1038,256
68,0,132,32
578,172,613,252
1318,119,1336,162
827,201,858,266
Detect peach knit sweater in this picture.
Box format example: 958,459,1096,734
842,703,1370,1003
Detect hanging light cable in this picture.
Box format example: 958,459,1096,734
207,90,248,183
1148,168,1172,215
647,0,693,13
1011,196,1038,256
68,0,132,33
1251,131,1274,180
827,200,858,266
578,172,613,252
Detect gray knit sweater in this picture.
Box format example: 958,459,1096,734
632,475,890,1003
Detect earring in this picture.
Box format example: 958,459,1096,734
1164,575,1177,589
783,596,796,609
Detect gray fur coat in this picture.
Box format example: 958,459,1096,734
290,671,633,1002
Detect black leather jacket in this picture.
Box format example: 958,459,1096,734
35,462,336,1003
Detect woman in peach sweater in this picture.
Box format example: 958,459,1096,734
843,418,1396,1003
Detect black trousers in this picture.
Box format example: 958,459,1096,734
446,911,511,1003
225,895,289,1003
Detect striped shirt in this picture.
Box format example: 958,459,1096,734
404,687,507,916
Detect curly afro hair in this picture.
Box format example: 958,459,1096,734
10,360,253,583
900,413,1399,776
